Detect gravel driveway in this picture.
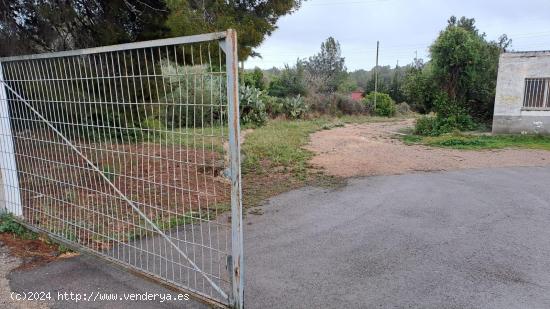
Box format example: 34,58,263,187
306,119,550,177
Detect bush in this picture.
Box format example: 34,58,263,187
0,213,27,235
268,64,307,98
306,93,338,115
414,116,439,136
240,86,268,126
363,92,396,117
282,96,308,119
402,63,438,113
414,114,477,136
335,94,367,115
243,67,266,90
396,102,412,115
307,93,367,116
263,95,285,116
158,64,224,129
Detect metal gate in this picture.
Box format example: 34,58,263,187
0,30,243,308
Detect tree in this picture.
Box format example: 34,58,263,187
389,64,405,103
430,16,510,121
244,67,267,90
402,60,437,113
349,65,407,101
337,75,359,93
0,0,169,56
1,1,304,61
267,61,307,98
304,37,346,93
165,0,303,61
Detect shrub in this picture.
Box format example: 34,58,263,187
282,96,308,119
0,213,26,235
142,117,164,130
396,102,412,115
414,114,477,136
363,92,396,117
158,64,224,129
414,116,439,136
268,63,307,98
306,93,338,115
307,93,367,116
263,95,285,116
335,94,367,115
240,86,268,126
243,67,266,90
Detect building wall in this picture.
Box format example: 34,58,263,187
492,51,550,134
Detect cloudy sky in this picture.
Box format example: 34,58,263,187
245,0,550,71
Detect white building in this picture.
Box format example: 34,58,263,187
493,51,550,134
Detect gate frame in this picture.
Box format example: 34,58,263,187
0,29,244,309
222,29,245,309
0,64,22,217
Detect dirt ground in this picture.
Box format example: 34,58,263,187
306,119,550,178
15,135,230,251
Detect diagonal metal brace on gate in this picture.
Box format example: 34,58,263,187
0,81,229,301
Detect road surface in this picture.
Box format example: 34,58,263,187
8,166,550,308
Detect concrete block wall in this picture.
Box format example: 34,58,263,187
492,51,550,134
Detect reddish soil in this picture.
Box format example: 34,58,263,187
14,133,230,251
0,233,76,270
306,119,550,178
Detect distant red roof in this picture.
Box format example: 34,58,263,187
350,91,364,101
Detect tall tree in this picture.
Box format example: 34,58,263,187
165,0,303,60
389,64,405,103
430,16,511,120
0,0,169,56
304,37,346,93
1,0,303,60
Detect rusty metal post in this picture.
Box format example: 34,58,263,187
225,29,244,309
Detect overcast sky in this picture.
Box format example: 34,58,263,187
245,0,550,71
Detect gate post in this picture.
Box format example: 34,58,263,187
225,29,244,309
0,63,22,217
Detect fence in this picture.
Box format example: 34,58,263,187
0,30,243,308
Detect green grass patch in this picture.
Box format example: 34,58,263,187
402,133,550,150
243,118,327,179
241,115,396,208
243,115,405,178
0,213,37,239
0,213,78,254
243,115,403,177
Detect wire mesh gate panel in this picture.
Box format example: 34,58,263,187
0,30,243,308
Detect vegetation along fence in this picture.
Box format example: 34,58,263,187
0,30,244,308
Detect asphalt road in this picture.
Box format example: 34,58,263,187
9,166,550,308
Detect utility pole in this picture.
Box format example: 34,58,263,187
240,60,245,85
374,41,379,110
